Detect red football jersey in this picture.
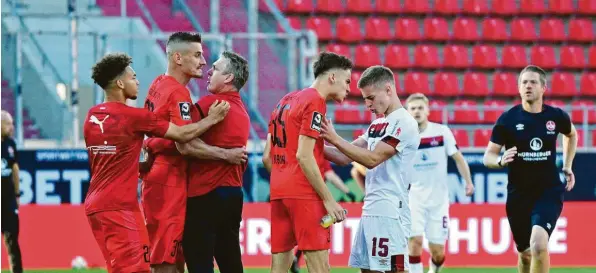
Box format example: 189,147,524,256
83,102,169,215
142,75,195,186
268,88,327,200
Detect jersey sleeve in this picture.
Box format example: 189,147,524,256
381,116,418,153
299,97,326,139
443,126,459,156
131,108,170,138
557,109,572,135
490,112,507,146
195,95,217,121
148,89,195,155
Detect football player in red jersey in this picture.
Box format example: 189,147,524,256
262,52,353,273
84,53,229,273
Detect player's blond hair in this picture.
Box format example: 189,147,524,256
405,93,429,107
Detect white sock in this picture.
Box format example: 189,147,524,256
429,257,444,273
409,256,423,273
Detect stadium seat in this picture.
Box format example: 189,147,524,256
452,100,480,124
571,100,596,124
375,0,401,14
578,0,596,15
261,0,285,12
434,0,460,14
325,43,351,58
463,0,489,15
473,128,492,147
549,0,574,14
384,45,410,69
279,17,302,32
334,100,372,124
393,73,404,96
463,72,489,97
403,0,430,14
530,45,557,69
395,18,421,41
443,45,469,68
501,45,528,68
575,129,585,147
520,0,546,14
414,45,440,68
483,100,507,123
346,0,373,13
365,17,392,41
493,72,518,97
510,18,537,41
336,17,362,43
593,130,596,147
590,46,596,69
354,44,381,68
559,46,585,69
434,72,461,97
451,129,470,147
580,73,596,97
424,17,450,41
482,18,508,41
545,99,568,110
549,72,577,97
428,99,447,122
568,19,594,42
287,0,313,13
349,71,362,97
306,17,333,41
352,129,366,140
404,72,431,95
491,0,518,15
472,45,499,68
540,19,565,42
453,17,479,41
316,0,343,14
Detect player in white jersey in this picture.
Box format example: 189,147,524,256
405,93,475,273
322,66,420,273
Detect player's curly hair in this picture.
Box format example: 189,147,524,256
91,53,132,89
313,52,353,79
221,51,249,91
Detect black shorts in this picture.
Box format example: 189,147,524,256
1,207,19,234
506,184,564,252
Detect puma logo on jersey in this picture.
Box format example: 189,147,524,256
89,115,109,133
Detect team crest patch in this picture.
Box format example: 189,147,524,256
179,102,191,120
311,112,323,132
7,146,14,157
546,120,555,131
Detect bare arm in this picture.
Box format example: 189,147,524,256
262,134,272,173
327,136,396,169
483,142,504,169
451,151,474,196
562,124,577,191
325,171,350,193
164,100,229,143
324,137,367,166
176,139,247,164
12,163,19,196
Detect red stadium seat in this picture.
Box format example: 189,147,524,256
578,0,596,15
434,72,461,97
424,17,450,41
395,18,421,41
306,17,333,41
434,0,460,14
336,17,362,43
403,0,430,14
393,73,404,96
352,129,366,140
540,19,565,42
384,45,410,69
559,46,585,69
261,0,285,12
501,45,528,68
576,129,585,147
453,17,479,41
483,100,507,123
316,0,343,14
520,0,546,14
473,128,492,147
349,71,362,97
472,45,499,68
279,17,302,32
580,73,596,97
334,100,372,124
510,18,537,41
593,130,596,147
414,45,440,68
568,19,594,42
549,0,574,14
530,45,557,69
404,72,431,95
545,99,567,110
354,44,381,68
463,72,489,97
571,100,596,124
428,99,447,122
287,0,313,13
482,18,508,41
491,0,518,15
347,0,373,13
365,17,391,41
549,72,577,97
463,0,489,15
443,45,469,69
452,100,480,124
590,46,596,69
493,72,518,97
325,43,351,58
375,0,401,14
451,129,470,147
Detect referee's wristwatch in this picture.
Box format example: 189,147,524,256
497,156,503,167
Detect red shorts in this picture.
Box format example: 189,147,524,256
87,210,150,273
141,180,186,265
270,199,330,253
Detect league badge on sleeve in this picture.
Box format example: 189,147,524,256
179,102,191,120
311,112,323,132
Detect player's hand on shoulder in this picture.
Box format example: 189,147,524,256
207,100,231,123
225,147,248,165
500,146,517,167
321,118,338,142
324,200,346,222
562,168,575,191
465,183,475,196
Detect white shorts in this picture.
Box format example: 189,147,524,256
409,196,449,244
349,216,408,271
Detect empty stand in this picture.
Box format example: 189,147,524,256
530,45,557,69
578,0,596,15
424,17,450,41
334,100,372,124
287,0,313,13
365,17,392,41
443,45,469,68
463,0,489,15
316,0,343,14
428,99,447,122
336,17,362,43
326,43,350,58
434,72,461,97
434,0,460,14
491,0,518,15
451,129,470,148
571,100,596,124
306,17,333,41
473,129,492,147
395,18,421,41
510,18,537,41
375,0,401,14
483,100,507,123
502,45,528,68
354,44,381,68
453,17,479,41
493,72,518,97
415,45,440,68
452,100,480,124
384,45,410,69
590,46,596,69
280,17,302,32
350,71,362,97
549,72,577,97
347,0,373,14
580,73,596,97
405,72,431,95
549,0,575,15
520,0,546,14
540,18,566,42
472,45,499,68
482,18,508,41
559,45,586,69
403,0,430,14
463,72,489,97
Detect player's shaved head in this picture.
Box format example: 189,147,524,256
91,53,132,89
166,32,202,57
221,51,249,90
313,52,353,78
357,65,395,90
519,65,547,87
1,110,14,137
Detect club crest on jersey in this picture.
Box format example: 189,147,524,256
311,111,323,132
546,120,555,134
368,123,389,138
179,102,191,120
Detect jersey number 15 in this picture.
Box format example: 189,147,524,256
272,104,289,148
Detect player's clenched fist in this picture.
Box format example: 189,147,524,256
324,200,346,222
208,100,231,122
562,168,575,192
500,146,517,167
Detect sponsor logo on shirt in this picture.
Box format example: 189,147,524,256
546,120,556,135
516,124,524,131
179,102,191,120
87,141,117,155
530,137,543,151
89,115,109,134
517,137,550,161
311,111,322,132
